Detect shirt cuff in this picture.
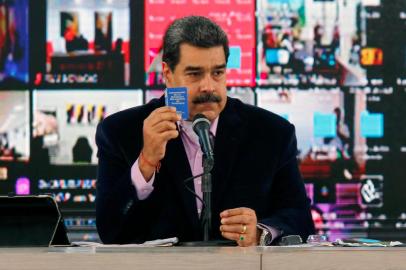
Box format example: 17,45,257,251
257,223,282,244
131,158,155,200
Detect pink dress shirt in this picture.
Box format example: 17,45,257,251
131,117,218,214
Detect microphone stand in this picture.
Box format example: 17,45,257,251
201,155,214,242
178,155,235,247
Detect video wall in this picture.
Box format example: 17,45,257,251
1,0,406,242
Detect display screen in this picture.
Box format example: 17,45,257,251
41,0,130,86
32,89,143,165
145,0,256,87
0,0,29,85
256,0,385,87
0,90,30,218
0,90,29,162
257,87,403,240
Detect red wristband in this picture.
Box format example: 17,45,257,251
140,151,161,173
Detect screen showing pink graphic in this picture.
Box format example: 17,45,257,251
145,0,255,87
15,177,30,195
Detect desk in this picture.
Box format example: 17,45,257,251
0,246,405,270
261,247,406,270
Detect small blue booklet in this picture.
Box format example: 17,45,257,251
165,87,189,120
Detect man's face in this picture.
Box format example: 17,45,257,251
163,43,227,121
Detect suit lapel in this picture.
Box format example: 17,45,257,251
212,98,247,208
163,133,201,235
144,96,201,234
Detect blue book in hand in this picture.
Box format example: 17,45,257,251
165,87,189,120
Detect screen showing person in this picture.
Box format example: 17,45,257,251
0,91,29,162
257,88,366,177
33,89,143,165
0,0,29,86
256,0,385,87
44,0,130,86
145,0,255,87
257,88,374,240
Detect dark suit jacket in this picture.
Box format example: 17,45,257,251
95,96,315,244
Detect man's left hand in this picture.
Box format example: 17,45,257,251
220,207,259,247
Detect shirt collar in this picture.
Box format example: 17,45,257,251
178,116,219,139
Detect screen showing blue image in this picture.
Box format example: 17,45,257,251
314,112,337,138
0,0,29,85
227,46,242,69
360,111,384,138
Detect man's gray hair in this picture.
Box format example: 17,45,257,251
162,16,230,71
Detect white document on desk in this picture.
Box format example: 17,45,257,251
71,237,179,247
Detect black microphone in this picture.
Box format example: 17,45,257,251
192,113,214,242
192,114,214,163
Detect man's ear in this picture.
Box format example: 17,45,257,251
162,62,173,86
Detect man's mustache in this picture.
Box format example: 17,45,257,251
192,93,222,104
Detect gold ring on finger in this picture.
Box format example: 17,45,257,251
241,224,247,234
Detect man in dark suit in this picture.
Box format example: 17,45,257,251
96,16,315,246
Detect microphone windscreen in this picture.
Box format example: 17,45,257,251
192,114,210,132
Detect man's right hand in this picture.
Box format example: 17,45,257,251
139,106,181,181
